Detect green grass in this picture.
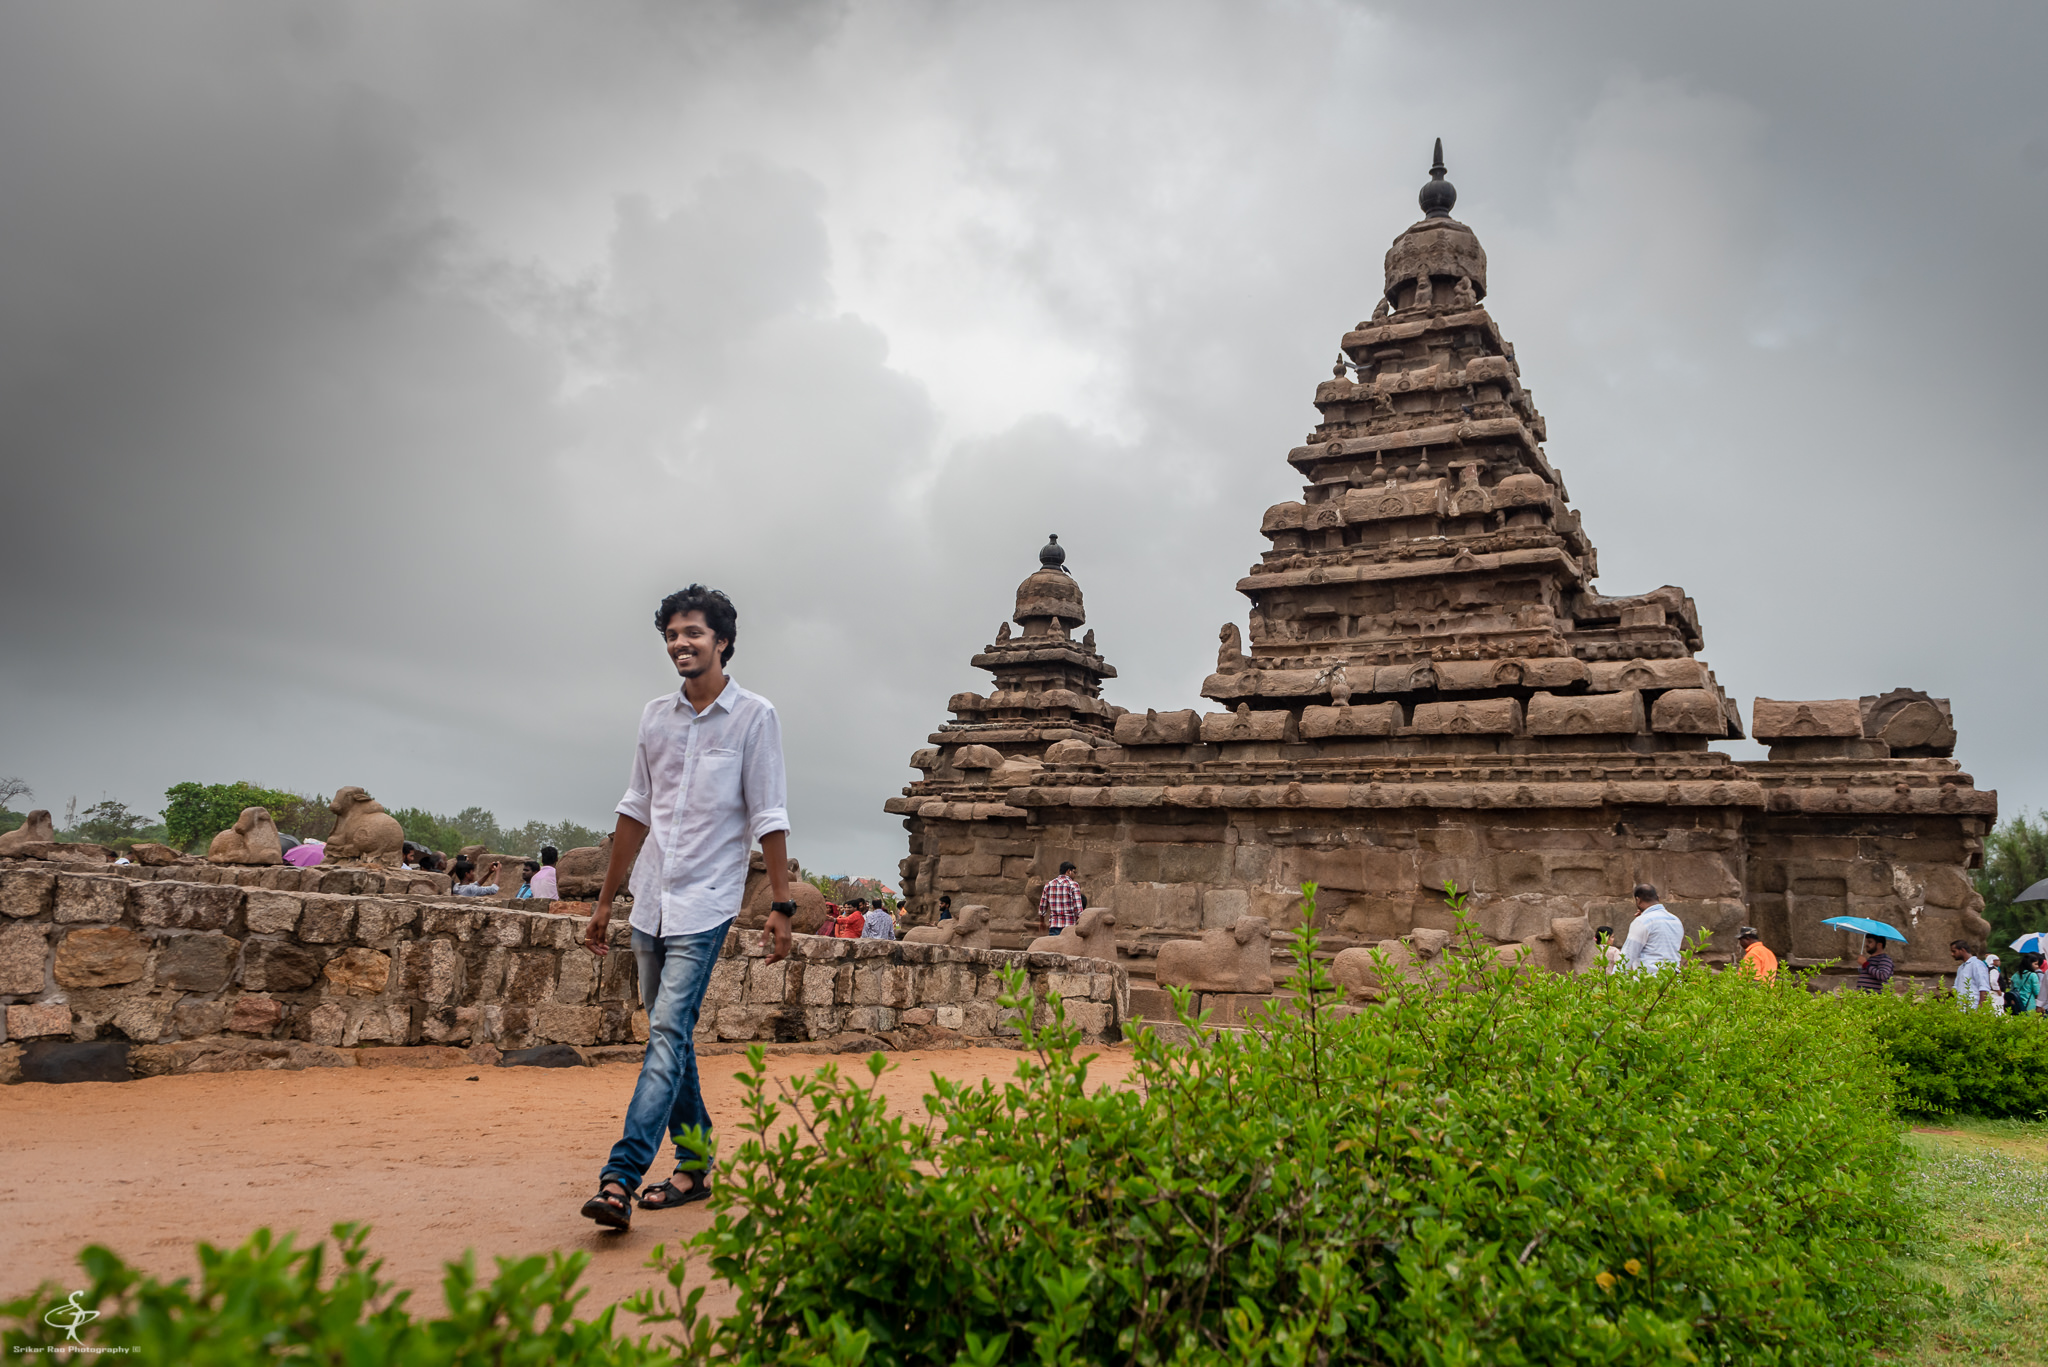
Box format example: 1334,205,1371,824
1898,1119,2048,1362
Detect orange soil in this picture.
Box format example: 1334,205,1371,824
0,1045,1137,1324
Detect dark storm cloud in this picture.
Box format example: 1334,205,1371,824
2,0,2042,878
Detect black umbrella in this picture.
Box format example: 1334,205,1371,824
2016,878,2048,903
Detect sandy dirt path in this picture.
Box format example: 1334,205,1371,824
0,1044,1137,1324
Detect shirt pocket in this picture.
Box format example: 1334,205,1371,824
692,746,744,809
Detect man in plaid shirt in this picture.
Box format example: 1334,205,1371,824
1038,861,1083,936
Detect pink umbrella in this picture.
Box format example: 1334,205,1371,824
284,841,324,867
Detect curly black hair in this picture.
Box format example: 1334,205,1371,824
655,584,738,665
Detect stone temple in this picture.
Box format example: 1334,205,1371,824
888,143,1997,978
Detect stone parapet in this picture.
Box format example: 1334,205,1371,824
0,871,1126,1080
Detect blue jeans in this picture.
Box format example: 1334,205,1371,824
600,922,730,1191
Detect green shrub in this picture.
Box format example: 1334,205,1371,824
1849,988,2048,1119
1,1222,671,1365
162,780,327,851
625,888,1925,1365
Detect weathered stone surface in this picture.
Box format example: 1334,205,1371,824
153,934,239,992
1526,690,1645,736
1298,702,1402,739
1650,689,1729,735
228,995,284,1034
502,952,556,1006
499,1043,587,1068
1752,698,1863,740
174,999,227,1038
55,875,129,924
536,1003,601,1045
296,895,357,944
305,1001,347,1045
902,905,993,951
128,1038,354,1076
1026,907,1119,961
321,787,406,866
355,1045,469,1069
111,995,176,1041
130,882,243,931
322,947,393,997
7,1002,73,1039
239,940,321,992
0,923,52,993
398,941,463,1007
0,870,56,920
1409,698,1522,736
242,891,303,935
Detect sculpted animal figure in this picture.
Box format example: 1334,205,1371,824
902,904,993,951
1332,928,1453,1001
1154,915,1273,994
321,787,405,866
207,806,284,865
0,809,56,856
1028,907,1119,961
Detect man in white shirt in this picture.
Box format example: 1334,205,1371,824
1950,939,1993,1010
1620,883,1685,974
580,585,794,1230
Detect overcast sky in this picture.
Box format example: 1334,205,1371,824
2,1,2043,877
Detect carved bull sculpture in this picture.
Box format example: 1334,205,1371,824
207,806,284,865
902,904,993,951
0,809,56,857
1027,907,1119,961
321,786,405,866
1154,915,1273,994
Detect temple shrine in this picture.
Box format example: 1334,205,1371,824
886,144,1995,977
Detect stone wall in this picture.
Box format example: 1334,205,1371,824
0,867,1127,1080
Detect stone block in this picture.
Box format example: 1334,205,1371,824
322,947,393,997
228,995,284,1035
0,870,56,920
1115,882,1201,932
1062,1000,1114,1036
1649,689,1728,735
1126,986,1177,1021
352,898,418,945
801,964,849,1006
55,876,129,924
1201,888,1250,930
502,952,556,1006
296,896,356,944
1751,697,1862,740
1112,708,1201,746
1045,971,1094,999
746,960,789,1004
111,996,175,1042
938,853,1002,878
1409,698,1522,735
1298,702,1402,739
700,958,745,1009
343,1004,409,1046
536,1003,601,1045
843,1006,897,1033
239,940,321,992
7,1001,72,1039
0,923,51,993
1119,843,1229,884
399,941,464,1007
1199,708,1288,743
1526,690,1646,736
1587,659,1709,692
554,950,597,1005
933,1004,965,1030
482,912,530,948
715,1005,766,1041
853,963,914,1007
630,1009,650,1043
242,891,302,936
419,1006,479,1045
153,933,240,992
960,998,1007,1036
130,882,242,932
420,906,483,939
174,998,227,1038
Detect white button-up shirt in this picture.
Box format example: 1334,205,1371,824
617,678,789,938
1622,904,1685,973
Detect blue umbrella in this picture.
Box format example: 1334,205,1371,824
2011,932,2048,954
1821,915,1907,941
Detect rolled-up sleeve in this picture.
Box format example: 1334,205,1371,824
742,704,790,842
616,708,654,825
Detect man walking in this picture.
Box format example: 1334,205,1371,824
579,585,794,1230
1950,940,1993,1011
1735,926,1778,981
1619,883,1684,974
1038,861,1082,938
861,898,896,940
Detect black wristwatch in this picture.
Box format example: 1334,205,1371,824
770,901,796,915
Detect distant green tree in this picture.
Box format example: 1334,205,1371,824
447,806,503,850
0,810,27,837
162,781,306,853
500,818,608,855
1977,810,2048,943
70,800,152,847
389,808,466,857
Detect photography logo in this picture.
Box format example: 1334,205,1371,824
43,1290,99,1343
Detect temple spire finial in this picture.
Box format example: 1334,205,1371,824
1419,138,1456,219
